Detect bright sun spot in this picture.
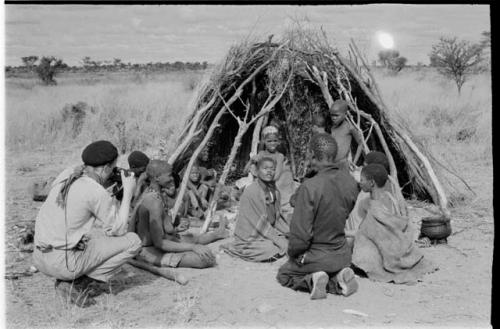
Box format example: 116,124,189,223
377,32,394,49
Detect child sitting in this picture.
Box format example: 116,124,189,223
186,165,210,219
329,100,364,171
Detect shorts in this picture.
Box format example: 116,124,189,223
138,247,186,268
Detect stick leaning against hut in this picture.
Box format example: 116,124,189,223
169,27,468,232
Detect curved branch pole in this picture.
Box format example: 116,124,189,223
168,95,217,165
399,132,451,218
356,110,400,183
251,116,265,156
170,108,224,221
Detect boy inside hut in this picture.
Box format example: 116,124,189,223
221,156,289,262
329,100,364,171
276,133,359,300
351,164,437,284
131,160,228,269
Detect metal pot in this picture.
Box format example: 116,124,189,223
420,216,452,240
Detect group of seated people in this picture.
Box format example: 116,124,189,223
32,100,436,307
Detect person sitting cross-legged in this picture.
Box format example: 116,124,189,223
130,160,228,269
276,133,360,300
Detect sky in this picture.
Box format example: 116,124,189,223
4,4,490,66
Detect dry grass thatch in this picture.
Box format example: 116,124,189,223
168,26,464,225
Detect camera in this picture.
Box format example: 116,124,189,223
106,167,132,200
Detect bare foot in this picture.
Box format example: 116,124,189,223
215,216,229,239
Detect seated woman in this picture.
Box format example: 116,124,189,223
345,151,408,236
131,160,228,269
351,164,437,284
221,156,290,262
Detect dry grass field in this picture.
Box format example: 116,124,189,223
3,67,492,328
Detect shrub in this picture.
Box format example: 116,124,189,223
35,56,66,85
61,102,95,138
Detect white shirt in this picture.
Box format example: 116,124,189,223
34,167,125,250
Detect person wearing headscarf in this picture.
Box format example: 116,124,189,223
33,140,141,307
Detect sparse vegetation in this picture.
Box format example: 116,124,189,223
35,56,67,85
378,49,408,73
429,37,484,93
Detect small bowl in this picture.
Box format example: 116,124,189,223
420,216,452,240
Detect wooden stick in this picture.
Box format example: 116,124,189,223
168,95,217,165
399,132,451,218
128,259,188,285
349,39,387,108
251,116,264,156
201,124,248,233
355,110,398,178
170,107,223,221
284,122,297,179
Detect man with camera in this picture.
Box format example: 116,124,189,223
33,140,142,307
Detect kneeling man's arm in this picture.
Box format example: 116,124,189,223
287,185,314,259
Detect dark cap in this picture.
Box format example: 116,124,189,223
128,151,150,169
81,140,118,167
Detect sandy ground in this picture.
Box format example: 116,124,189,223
4,148,493,328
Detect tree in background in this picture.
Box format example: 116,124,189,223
35,56,66,85
429,36,483,94
378,49,407,73
21,56,38,71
